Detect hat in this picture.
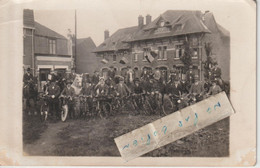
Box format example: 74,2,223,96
119,77,124,81
109,66,114,68
194,75,199,79
67,80,73,85
27,68,31,72
99,77,105,81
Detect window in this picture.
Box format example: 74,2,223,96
158,46,167,60
192,48,199,59
163,46,167,60
175,45,184,59
143,48,150,61
48,39,56,54
192,37,198,46
113,54,116,61
158,47,162,59
134,53,138,62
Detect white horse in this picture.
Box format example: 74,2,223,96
71,74,83,95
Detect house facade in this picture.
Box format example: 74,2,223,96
23,9,73,91
93,10,230,81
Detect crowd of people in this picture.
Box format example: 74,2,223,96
23,63,228,119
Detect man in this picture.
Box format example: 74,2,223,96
168,79,182,111
94,77,109,97
141,69,150,82
108,66,115,82
115,77,131,98
23,68,36,115
47,79,61,119
23,68,33,85
189,75,205,102
211,63,222,80
207,80,222,96
92,70,100,86
60,81,75,119
126,66,134,85
132,78,144,115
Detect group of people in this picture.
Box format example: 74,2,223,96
23,63,227,119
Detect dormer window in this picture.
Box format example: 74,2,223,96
174,24,183,31
160,21,165,27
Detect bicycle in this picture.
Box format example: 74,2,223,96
79,95,93,119
59,95,72,122
143,91,162,115
93,95,112,119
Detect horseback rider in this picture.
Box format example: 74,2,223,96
23,68,33,85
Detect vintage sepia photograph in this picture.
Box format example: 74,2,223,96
22,7,231,157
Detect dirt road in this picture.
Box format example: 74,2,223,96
23,114,229,157
23,121,70,156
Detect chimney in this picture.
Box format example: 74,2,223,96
146,14,152,25
23,9,35,28
138,15,144,28
104,29,109,40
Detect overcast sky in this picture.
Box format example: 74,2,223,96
30,0,248,46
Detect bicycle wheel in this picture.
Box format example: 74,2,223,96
162,97,174,116
40,103,49,121
61,104,68,122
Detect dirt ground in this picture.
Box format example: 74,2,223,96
23,112,229,157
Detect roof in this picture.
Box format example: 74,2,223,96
77,37,96,48
95,10,229,53
93,26,140,52
128,10,211,42
34,21,67,39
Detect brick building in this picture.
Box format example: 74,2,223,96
23,9,73,91
93,10,230,81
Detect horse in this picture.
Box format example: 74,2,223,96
23,77,38,115
71,74,83,118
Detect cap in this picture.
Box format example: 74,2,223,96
119,77,124,81
99,77,105,81
27,68,31,72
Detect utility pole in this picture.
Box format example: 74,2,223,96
74,10,77,73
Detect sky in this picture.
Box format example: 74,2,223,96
28,0,253,46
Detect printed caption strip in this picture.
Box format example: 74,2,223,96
114,92,235,161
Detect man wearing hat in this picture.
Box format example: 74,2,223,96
189,75,205,102
60,80,76,119
207,80,222,96
211,63,222,80
23,68,33,85
47,79,61,119
115,77,131,98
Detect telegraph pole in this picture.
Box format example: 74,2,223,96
74,10,77,73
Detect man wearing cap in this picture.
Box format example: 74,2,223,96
189,75,205,102
168,79,182,110
94,77,109,96
108,66,115,81
61,81,75,119
115,77,131,98
92,70,100,86
47,79,61,119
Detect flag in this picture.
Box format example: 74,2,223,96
145,51,157,63
101,58,109,64
119,57,129,64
